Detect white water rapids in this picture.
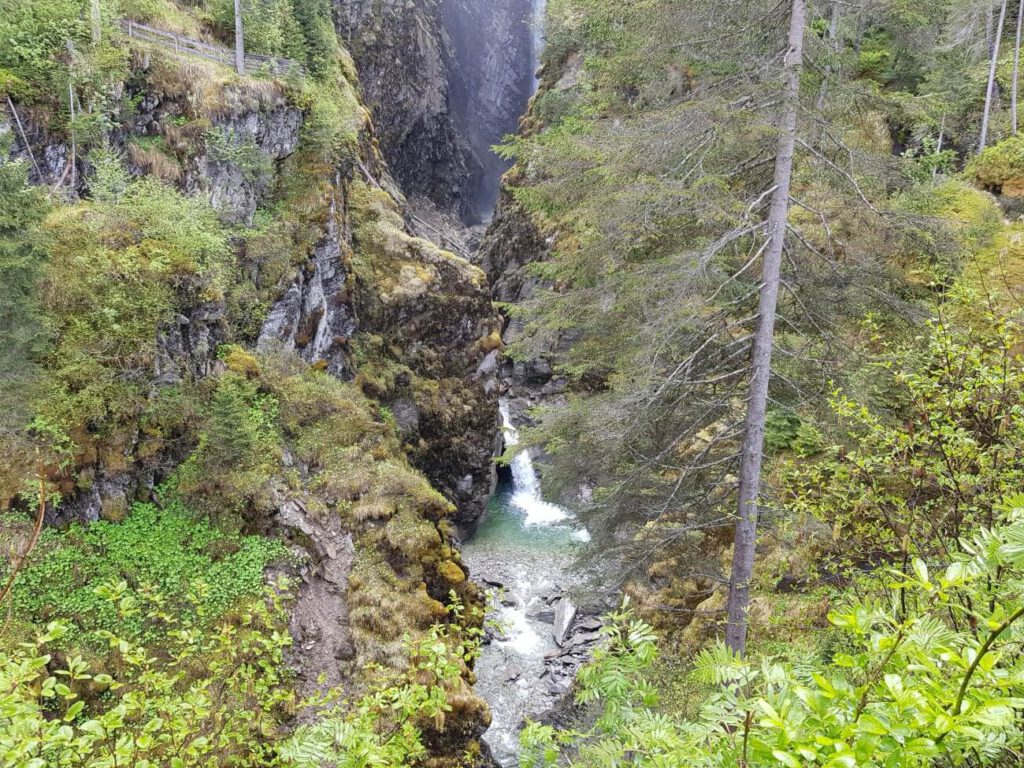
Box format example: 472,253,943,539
503,402,570,528
462,402,589,765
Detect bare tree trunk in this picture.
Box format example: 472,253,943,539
724,0,806,658
980,0,1009,152
234,0,245,75
90,0,101,43
988,3,996,54
66,39,77,193
813,2,842,147
1014,0,1023,133
934,113,946,184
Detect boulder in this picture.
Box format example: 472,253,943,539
553,597,577,647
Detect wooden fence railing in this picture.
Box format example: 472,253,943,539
120,19,304,77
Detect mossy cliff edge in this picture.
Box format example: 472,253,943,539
1,2,498,761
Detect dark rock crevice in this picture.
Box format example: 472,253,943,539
333,0,540,225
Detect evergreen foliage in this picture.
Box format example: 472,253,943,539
206,0,341,76
0,149,49,430
502,0,929,592
0,0,126,102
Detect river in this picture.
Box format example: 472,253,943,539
462,404,590,766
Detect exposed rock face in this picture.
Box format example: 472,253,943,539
186,106,303,226
333,0,539,224
127,78,304,226
480,190,548,306
155,302,229,385
257,188,358,380
334,0,472,217
347,182,501,529
443,0,539,217
4,112,76,188
478,189,566,420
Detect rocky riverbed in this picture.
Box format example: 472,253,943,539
461,405,597,766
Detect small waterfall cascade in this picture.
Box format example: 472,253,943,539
462,402,592,766
502,402,571,527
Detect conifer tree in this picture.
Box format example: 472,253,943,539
725,0,806,657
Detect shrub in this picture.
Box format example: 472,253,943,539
26,171,230,467
4,498,287,646
524,505,1024,767
970,134,1024,195
1,592,481,768
0,586,293,768
787,316,1024,562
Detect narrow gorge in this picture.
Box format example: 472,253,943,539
1,0,591,764
11,1,1024,766
336,2,598,761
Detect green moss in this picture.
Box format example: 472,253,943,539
969,134,1024,195
8,172,232,501
385,508,442,562
437,560,466,585
347,538,450,666
292,76,364,163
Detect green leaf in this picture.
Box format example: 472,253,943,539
772,749,802,767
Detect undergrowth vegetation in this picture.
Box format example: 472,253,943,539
1,590,482,768
4,498,287,647
1,0,490,763
525,504,1024,766
12,0,1024,765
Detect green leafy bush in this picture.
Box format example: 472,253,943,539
5,499,287,645
1,591,480,768
1,585,293,768
279,598,485,767
26,171,230,466
524,505,1024,766
205,0,338,76
788,316,1024,561
970,134,1024,194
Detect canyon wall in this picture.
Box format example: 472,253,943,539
334,0,538,223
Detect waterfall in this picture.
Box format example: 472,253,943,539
463,402,591,766
500,402,570,526
530,0,546,92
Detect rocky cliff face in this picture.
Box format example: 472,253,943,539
443,0,538,218
4,32,499,761
333,0,472,217
476,52,589,430
478,189,564,413
333,0,539,224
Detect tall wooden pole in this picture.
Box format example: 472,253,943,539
980,0,1009,152
1013,0,1023,134
90,0,101,43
